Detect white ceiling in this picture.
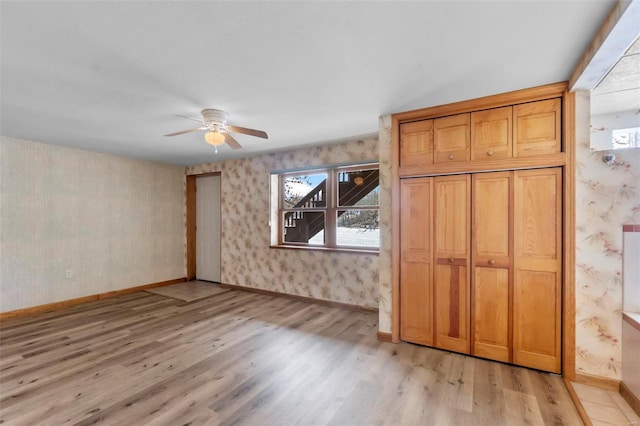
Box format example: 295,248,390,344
592,36,640,116
1,1,614,166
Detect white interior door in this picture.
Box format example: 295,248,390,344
196,175,221,282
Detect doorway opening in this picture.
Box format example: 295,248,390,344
186,173,221,283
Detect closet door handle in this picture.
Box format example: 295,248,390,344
449,257,455,263
448,154,455,160
489,259,496,265
487,150,494,156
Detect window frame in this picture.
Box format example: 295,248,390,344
273,163,380,252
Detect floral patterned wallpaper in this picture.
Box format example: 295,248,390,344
575,92,640,379
186,138,381,309
378,116,393,333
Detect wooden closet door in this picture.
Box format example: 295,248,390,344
471,172,512,363
513,168,562,373
400,120,433,168
513,99,561,157
400,178,433,346
433,174,470,354
434,114,470,163
471,106,512,160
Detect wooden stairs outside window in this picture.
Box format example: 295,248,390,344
283,170,379,243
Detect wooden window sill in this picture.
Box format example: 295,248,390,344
623,312,640,332
270,245,379,255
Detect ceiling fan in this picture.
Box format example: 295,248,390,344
165,109,268,151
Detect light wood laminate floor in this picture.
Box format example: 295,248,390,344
0,290,583,425
572,382,639,426
145,280,228,302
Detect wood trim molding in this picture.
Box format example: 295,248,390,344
190,171,222,177
574,372,621,391
391,114,401,343
377,331,393,343
219,282,378,314
620,381,640,416
186,174,197,281
563,91,577,381
564,379,594,426
398,153,566,178
392,82,567,123
0,278,187,320
623,224,640,232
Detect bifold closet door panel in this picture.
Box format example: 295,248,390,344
513,168,562,373
471,172,512,363
434,174,470,354
400,178,434,346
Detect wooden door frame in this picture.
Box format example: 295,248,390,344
186,172,222,282
390,84,576,380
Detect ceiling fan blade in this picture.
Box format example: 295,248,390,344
224,133,242,150
164,127,206,137
175,114,204,124
227,125,268,139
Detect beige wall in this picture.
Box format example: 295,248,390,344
0,137,185,312
575,92,640,380
186,138,381,309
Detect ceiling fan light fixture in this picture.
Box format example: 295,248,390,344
165,108,267,152
205,131,225,146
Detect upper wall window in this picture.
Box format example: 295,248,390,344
271,163,379,251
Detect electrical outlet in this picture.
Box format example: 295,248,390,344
65,269,73,279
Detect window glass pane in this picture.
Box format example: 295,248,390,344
337,169,379,207
612,127,640,149
283,211,325,244
283,173,327,209
336,210,379,247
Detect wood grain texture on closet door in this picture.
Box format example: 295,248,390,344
400,120,433,168
514,99,561,157
471,171,512,363
434,174,470,354
471,106,513,161
434,113,470,163
513,167,562,373
400,178,433,346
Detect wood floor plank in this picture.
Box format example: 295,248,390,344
472,357,505,421
144,280,229,302
502,387,546,425
530,372,582,425
609,391,640,424
262,331,375,425
0,289,583,425
210,310,363,424
572,382,639,426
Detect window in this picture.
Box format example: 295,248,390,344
612,127,640,149
271,164,379,251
